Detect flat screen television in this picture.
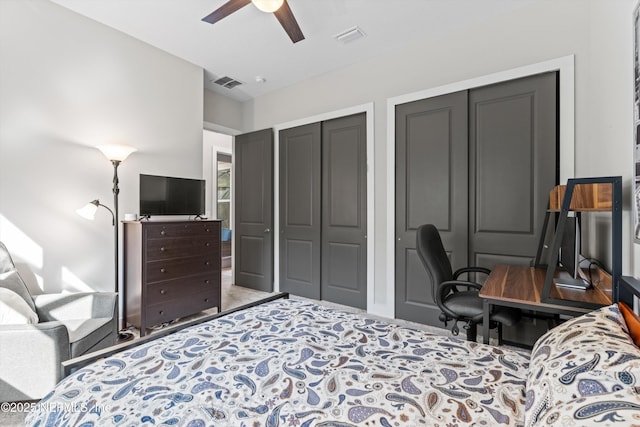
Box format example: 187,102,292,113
139,174,205,217
556,215,590,289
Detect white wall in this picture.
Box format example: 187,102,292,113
204,89,244,133
0,0,204,293
238,0,638,315
579,1,636,271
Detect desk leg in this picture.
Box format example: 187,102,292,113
482,299,490,345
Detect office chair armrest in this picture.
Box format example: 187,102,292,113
436,279,483,320
439,279,483,294
452,266,491,279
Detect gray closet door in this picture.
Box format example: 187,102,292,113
279,123,322,299
395,72,558,327
395,91,469,325
469,73,557,267
321,113,367,309
234,128,273,292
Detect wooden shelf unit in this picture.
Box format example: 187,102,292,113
537,176,622,309
549,182,613,212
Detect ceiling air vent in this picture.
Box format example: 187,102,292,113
334,26,366,44
212,76,243,89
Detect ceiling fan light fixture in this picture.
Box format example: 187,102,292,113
252,0,283,13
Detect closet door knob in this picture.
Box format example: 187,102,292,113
264,228,271,233
160,268,166,273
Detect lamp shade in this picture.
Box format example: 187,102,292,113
252,0,283,13
76,200,99,220
97,144,137,162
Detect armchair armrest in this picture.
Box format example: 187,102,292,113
34,292,117,322
0,321,70,401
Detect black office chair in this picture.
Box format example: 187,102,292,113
416,224,521,344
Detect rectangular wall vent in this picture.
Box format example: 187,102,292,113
213,76,243,89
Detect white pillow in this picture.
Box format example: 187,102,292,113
0,287,38,324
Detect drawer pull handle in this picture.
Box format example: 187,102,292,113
160,247,166,252
160,230,166,236
206,228,210,232
204,279,210,284
205,242,211,247
160,268,166,273
159,310,164,316
205,261,211,266
160,289,166,295
204,298,209,303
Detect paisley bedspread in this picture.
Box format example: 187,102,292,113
26,298,531,426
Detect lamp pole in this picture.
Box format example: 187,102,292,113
110,159,122,334
97,144,136,341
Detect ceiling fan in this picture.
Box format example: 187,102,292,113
202,0,305,43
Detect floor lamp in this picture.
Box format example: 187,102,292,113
77,144,136,342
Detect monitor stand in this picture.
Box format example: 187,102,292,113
555,271,590,290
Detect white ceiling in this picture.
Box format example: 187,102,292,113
51,0,536,102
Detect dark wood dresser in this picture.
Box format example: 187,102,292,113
123,220,222,336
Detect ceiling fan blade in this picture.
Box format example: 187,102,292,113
273,0,305,43
202,0,252,24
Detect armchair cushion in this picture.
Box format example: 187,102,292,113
33,292,117,321
0,288,38,324
0,270,36,312
0,242,17,274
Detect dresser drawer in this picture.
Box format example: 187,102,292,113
145,235,217,261
145,291,219,327
145,255,217,283
145,274,218,306
144,222,218,239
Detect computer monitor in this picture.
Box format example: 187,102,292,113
556,215,590,289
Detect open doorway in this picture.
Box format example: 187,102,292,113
217,153,232,267
203,129,233,269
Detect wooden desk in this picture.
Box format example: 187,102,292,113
479,264,612,345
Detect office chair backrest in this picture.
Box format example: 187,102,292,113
415,224,454,300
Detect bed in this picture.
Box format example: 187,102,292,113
26,277,640,427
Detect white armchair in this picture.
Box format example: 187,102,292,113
0,242,117,402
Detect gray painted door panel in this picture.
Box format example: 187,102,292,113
321,113,367,309
469,73,557,268
234,128,273,292
279,123,322,299
395,91,469,325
